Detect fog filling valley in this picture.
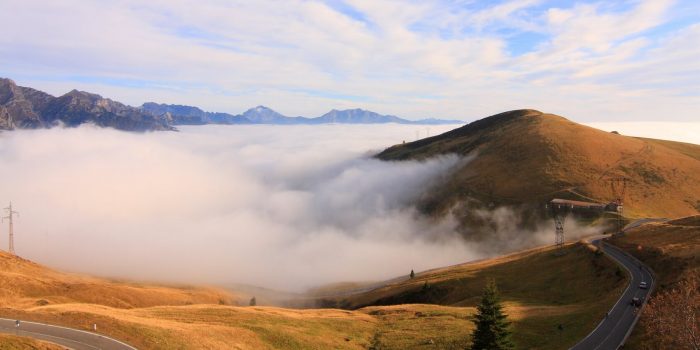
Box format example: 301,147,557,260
1,124,594,291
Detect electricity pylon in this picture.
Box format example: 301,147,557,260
548,201,571,254
3,202,19,255
609,177,628,233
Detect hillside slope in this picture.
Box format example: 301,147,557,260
313,242,626,349
378,109,700,219
0,251,237,309
0,243,625,349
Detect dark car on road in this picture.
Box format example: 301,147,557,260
630,297,643,307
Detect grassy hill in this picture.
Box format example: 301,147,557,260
377,109,700,220
0,242,626,349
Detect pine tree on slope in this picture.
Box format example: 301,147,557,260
469,279,514,350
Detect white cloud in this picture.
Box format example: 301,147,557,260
585,121,700,145
0,0,698,122
0,124,484,291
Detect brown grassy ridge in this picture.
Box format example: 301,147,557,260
608,215,700,349
377,109,700,219
0,242,627,349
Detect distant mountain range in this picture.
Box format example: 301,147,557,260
142,103,463,126
0,78,463,132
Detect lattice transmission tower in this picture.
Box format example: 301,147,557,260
3,202,19,255
609,177,628,233
548,201,571,253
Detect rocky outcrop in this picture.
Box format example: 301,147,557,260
0,78,173,131
0,79,45,128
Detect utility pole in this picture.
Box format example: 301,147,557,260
3,202,19,255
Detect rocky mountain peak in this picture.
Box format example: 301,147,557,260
0,78,173,131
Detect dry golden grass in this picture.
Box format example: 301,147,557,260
0,334,66,350
0,251,391,349
378,109,700,219
3,303,377,349
0,242,626,349
0,252,238,310
362,304,474,349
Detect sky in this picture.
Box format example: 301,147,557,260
1,0,699,122
0,124,605,291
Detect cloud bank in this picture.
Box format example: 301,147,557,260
585,122,700,145
0,124,622,291
0,0,698,122
0,124,465,290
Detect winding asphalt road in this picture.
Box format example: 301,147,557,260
570,240,655,350
0,318,136,350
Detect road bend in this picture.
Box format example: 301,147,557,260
570,240,654,350
0,318,136,350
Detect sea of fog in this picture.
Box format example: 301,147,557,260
2,122,697,291
0,124,476,291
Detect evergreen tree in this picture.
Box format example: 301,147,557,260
469,279,514,350
249,296,256,306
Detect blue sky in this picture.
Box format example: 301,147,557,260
1,0,699,122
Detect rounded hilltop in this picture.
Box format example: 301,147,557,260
377,109,700,219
